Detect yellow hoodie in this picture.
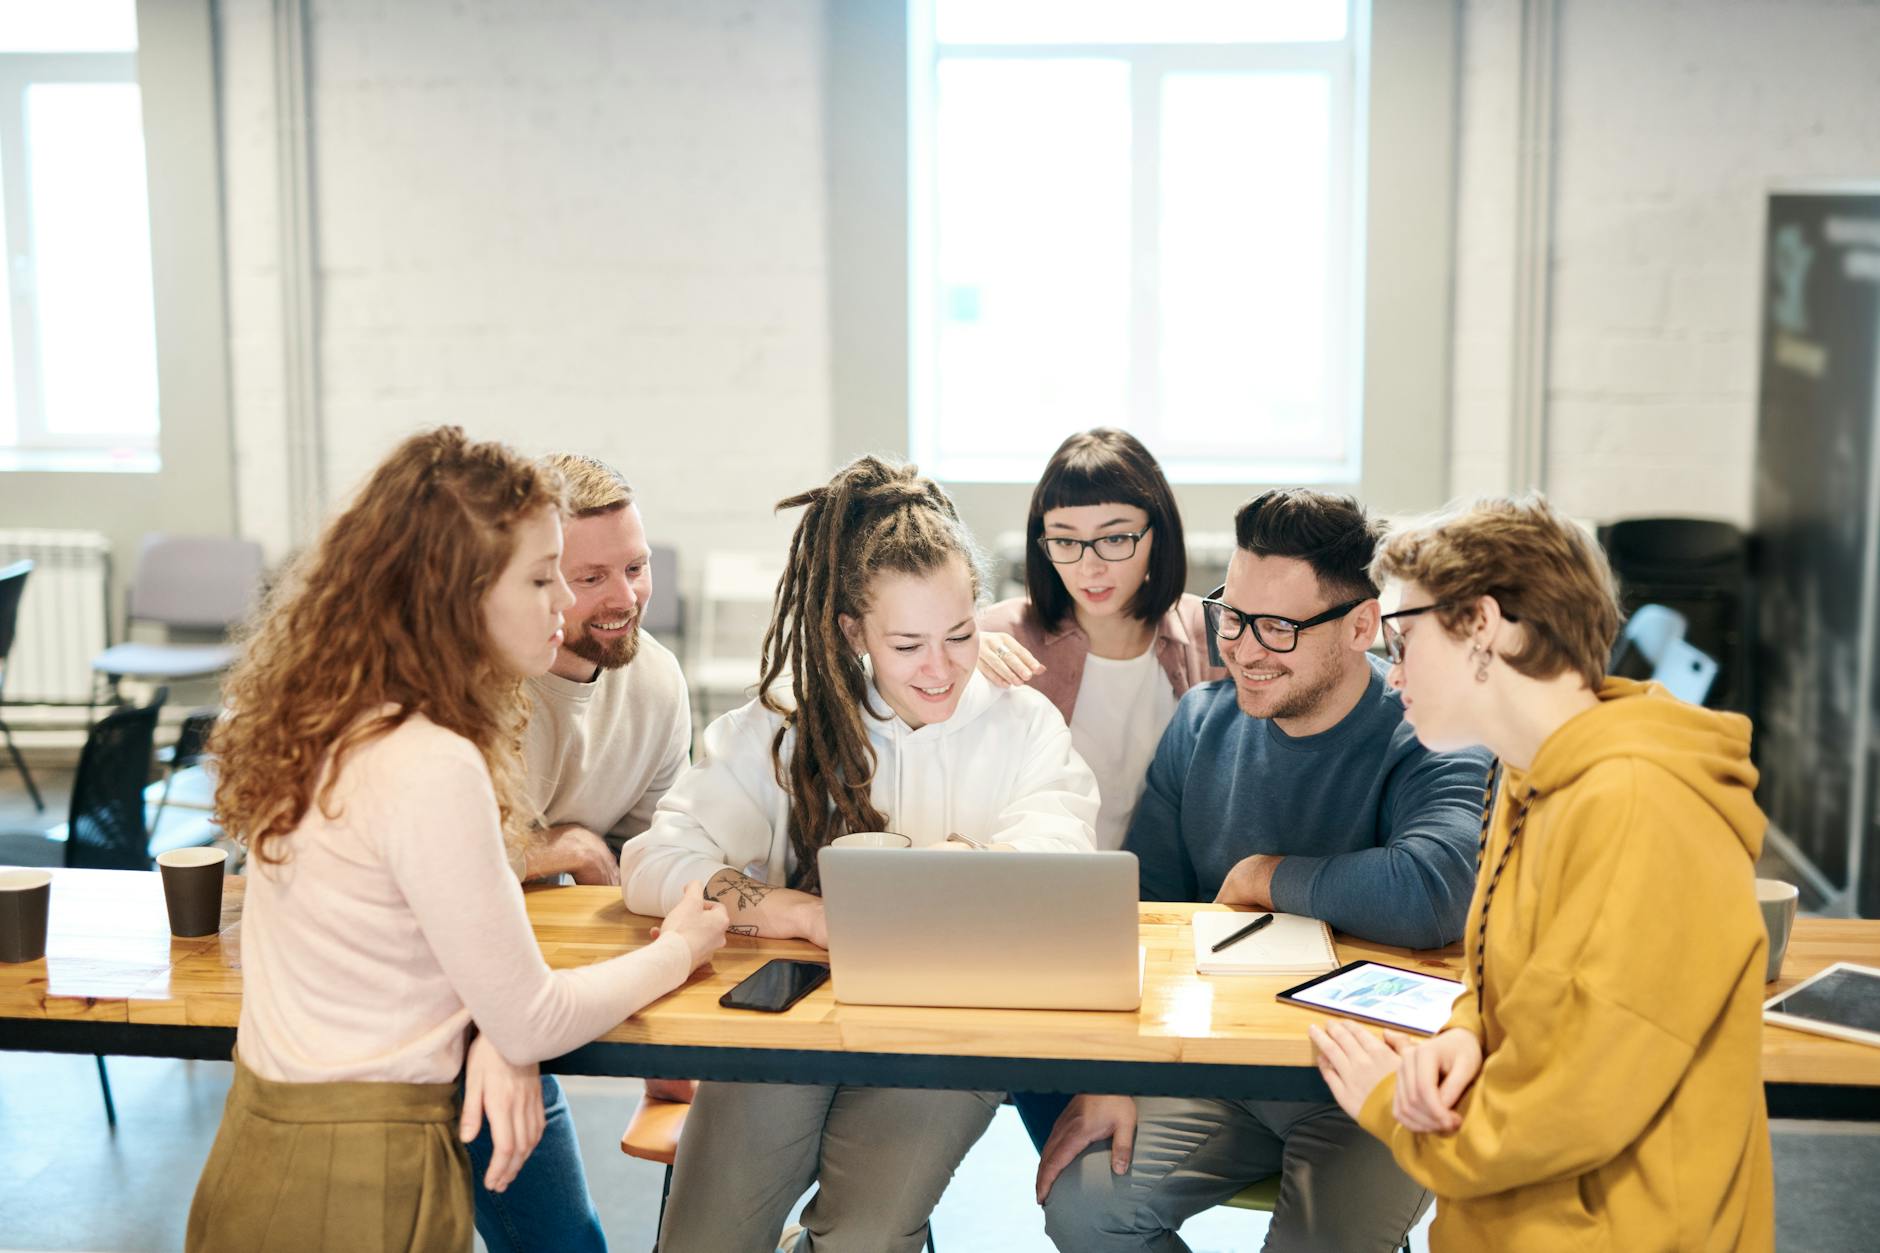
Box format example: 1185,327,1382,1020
1358,679,1774,1252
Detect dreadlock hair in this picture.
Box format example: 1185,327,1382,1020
758,455,987,892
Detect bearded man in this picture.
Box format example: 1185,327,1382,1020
466,452,696,1253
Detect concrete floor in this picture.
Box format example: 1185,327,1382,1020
3,763,1879,1251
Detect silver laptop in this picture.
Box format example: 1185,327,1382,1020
817,848,1142,1011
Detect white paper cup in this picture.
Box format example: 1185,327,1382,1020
1756,878,1800,983
829,831,912,850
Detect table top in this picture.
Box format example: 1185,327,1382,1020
3,870,1878,1091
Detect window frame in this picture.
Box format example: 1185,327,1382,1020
0,49,158,457
907,3,1367,485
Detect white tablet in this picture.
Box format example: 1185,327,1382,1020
1763,962,1880,1048
1278,960,1467,1036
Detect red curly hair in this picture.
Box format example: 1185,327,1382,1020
211,427,565,867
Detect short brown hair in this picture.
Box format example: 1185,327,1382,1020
541,453,633,518
1370,494,1620,688
1234,489,1382,601
1025,429,1187,629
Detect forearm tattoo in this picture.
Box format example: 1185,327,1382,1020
727,924,759,937
706,869,776,912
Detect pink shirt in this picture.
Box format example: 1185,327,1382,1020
235,712,692,1084
977,593,1225,725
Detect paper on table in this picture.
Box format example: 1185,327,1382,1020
1192,910,1337,975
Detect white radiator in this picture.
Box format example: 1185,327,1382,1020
0,529,112,704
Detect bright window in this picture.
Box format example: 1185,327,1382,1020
910,0,1367,484
0,0,158,470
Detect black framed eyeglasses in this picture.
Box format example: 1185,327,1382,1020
1201,585,1365,654
1376,602,1458,662
1036,524,1153,565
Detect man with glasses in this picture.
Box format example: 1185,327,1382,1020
1037,489,1491,1253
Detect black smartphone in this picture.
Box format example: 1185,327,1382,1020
718,959,831,1013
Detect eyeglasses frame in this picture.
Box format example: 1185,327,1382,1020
1035,523,1155,565
1201,585,1368,654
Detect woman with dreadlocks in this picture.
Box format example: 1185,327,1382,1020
620,454,1099,1253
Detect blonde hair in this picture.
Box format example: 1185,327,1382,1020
1371,493,1620,689
212,427,565,867
540,452,634,518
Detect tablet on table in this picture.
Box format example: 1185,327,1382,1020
1278,960,1467,1035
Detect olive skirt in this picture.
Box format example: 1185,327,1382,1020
186,1053,473,1253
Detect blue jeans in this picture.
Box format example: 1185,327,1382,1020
467,1073,608,1253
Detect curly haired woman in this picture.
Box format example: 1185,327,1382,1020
187,428,728,1253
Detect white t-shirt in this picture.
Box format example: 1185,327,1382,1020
1070,644,1180,850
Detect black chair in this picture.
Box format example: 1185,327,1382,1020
0,558,42,811
1599,518,1751,711
149,706,219,839
62,690,171,1130
64,692,166,872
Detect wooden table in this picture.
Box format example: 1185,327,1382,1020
2,870,1877,1118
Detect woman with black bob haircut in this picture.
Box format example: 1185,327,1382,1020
979,426,1223,852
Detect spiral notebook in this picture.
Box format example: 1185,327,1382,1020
1191,910,1339,976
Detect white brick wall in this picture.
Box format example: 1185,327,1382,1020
220,0,832,595
217,0,1880,568
1454,0,1880,524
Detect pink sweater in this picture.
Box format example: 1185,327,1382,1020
977,593,1225,725
235,712,693,1084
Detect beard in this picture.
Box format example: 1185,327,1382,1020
1232,656,1343,723
562,613,641,672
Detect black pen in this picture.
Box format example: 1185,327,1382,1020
1210,912,1275,953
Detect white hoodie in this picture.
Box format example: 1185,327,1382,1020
619,671,1099,915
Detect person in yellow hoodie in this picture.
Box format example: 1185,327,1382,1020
1310,493,1774,1253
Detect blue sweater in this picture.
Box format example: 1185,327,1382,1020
1124,657,1491,950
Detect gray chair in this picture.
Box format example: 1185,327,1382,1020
0,559,41,810
90,534,264,700
642,544,683,644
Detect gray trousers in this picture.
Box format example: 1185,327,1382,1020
1042,1097,1431,1253
657,1081,1002,1253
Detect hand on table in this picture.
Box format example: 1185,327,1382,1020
1214,854,1283,910
978,631,1043,687
1035,1094,1137,1204
460,1033,545,1193
523,824,620,886
649,881,729,968
1390,1027,1481,1133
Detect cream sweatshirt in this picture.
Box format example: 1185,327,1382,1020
619,672,1099,915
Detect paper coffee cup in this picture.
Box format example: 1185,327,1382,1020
157,847,229,937
1756,878,1800,984
0,869,53,963
829,831,912,850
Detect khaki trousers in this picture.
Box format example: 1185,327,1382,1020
658,1080,1002,1253
186,1054,473,1253
1042,1097,1431,1253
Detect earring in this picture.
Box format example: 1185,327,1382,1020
1470,642,1491,683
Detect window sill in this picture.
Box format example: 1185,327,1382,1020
0,447,160,473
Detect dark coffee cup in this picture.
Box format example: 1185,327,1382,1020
157,847,228,937
0,869,53,962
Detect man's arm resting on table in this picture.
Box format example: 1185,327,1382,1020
704,868,827,947
522,824,621,886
